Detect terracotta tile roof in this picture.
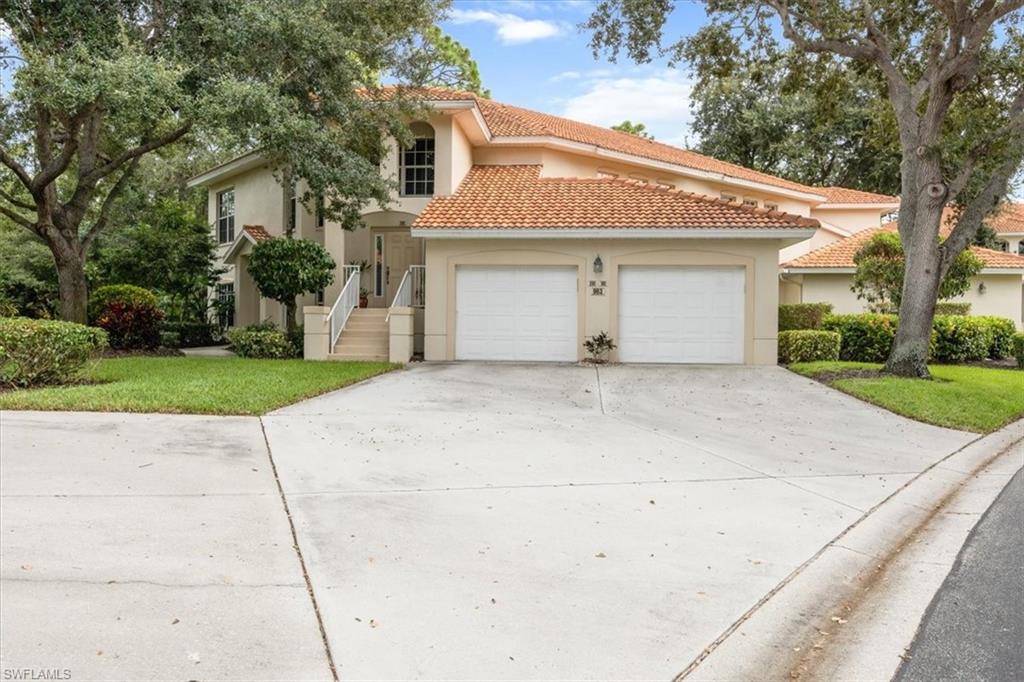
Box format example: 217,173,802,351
413,165,820,231
988,203,1024,234
783,225,1024,270
242,225,273,242
817,186,899,205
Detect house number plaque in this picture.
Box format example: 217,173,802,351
589,280,607,296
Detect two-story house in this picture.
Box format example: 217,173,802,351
187,87,909,364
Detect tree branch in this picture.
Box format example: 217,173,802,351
0,201,39,233
82,157,141,251
0,188,38,211
0,147,35,191
89,121,192,182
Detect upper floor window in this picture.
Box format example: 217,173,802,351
997,241,1009,252
742,197,758,208
720,192,738,203
315,195,325,229
764,202,779,211
400,122,435,197
1018,241,1024,256
216,189,235,243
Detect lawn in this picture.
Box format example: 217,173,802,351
0,357,398,415
789,361,1024,433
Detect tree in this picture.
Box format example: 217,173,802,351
421,26,490,97
0,218,58,317
585,0,1024,377
852,232,983,311
0,0,447,323
612,120,655,139
247,239,335,333
972,223,1004,250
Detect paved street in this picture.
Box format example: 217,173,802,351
896,467,1024,682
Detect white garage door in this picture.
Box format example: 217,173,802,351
618,266,745,363
456,266,578,361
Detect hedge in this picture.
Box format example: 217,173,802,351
160,321,222,348
778,330,841,364
934,302,971,316
0,317,108,388
821,313,898,362
779,302,834,331
226,327,297,359
88,284,159,322
973,316,1016,359
1014,333,1024,369
931,315,990,363
89,284,163,350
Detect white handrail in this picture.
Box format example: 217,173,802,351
327,269,360,347
385,268,413,323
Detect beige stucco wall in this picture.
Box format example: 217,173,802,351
810,207,889,234
421,238,786,365
786,272,1024,328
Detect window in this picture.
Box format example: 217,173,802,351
315,195,325,229
373,234,385,297
742,197,758,208
596,170,619,179
286,180,298,234
720,193,738,202
216,283,235,328
1018,241,1024,256
400,122,435,196
764,202,780,211
216,189,235,243
997,241,1009,252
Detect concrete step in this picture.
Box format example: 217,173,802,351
329,352,389,361
342,328,389,340
334,340,389,354
344,319,389,331
349,308,388,317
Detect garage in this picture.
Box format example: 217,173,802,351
455,265,578,361
618,266,745,364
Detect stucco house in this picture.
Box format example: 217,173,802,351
990,203,1024,255
186,87,911,364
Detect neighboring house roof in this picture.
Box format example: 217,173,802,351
988,203,1024,234
222,224,273,262
782,226,1024,271
816,186,899,206
412,165,819,234
242,225,273,242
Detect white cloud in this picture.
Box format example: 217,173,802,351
449,8,563,45
558,69,696,146
549,70,581,82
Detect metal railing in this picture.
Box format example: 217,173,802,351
327,268,360,347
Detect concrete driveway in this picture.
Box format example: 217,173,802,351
263,363,976,680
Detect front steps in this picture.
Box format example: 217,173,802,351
330,308,389,361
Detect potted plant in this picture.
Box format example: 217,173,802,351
359,288,370,308
583,331,617,364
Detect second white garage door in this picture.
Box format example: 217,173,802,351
455,266,578,361
618,266,745,363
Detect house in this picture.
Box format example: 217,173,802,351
781,223,1024,328
186,87,907,364
989,203,1024,254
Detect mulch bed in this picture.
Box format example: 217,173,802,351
98,347,185,358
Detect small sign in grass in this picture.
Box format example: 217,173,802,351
790,361,1024,433
0,357,399,415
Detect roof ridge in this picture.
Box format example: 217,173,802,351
783,226,884,267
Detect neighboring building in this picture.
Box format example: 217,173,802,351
186,87,908,364
781,224,1024,328
989,203,1024,255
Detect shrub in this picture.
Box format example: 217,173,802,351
777,330,841,363
226,327,297,359
89,284,163,349
160,320,221,348
778,302,834,331
973,316,1016,359
1013,333,1024,369
0,317,107,388
934,302,971,316
931,315,990,363
821,313,898,362
583,331,617,362
160,331,181,348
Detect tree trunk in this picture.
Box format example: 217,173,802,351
285,300,297,334
54,248,89,324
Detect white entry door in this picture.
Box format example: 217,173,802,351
455,266,578,361
618,266,745,363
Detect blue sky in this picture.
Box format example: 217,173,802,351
441,0,708,147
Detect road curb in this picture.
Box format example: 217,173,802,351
678,418,1024,682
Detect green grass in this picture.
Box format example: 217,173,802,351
790,361,1024,433
0,357,399,415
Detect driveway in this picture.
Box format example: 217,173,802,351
263,363,976,680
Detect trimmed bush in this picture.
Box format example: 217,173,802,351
226,327,297,359
821,313,898,362
1014,333,1024,369
779,302,834,331
931,315,989,363
934,302,971,316
89,284,163,349
0,317,107,387
778,330,841,364
973,316,1016,359
160,321,221,348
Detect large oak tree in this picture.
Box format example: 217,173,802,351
0,0,449,323
586,0,1024,377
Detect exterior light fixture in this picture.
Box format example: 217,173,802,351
593,255,603,273
978,281,987,294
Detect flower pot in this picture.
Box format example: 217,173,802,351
359,296,369,308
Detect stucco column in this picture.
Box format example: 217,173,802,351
304,305,331,360
388,306,414,363
324,225,346,304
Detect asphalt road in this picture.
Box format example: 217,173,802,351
895,466,1024,682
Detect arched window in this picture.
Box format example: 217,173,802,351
400,122,435,197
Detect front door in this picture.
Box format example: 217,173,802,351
384,231,422,304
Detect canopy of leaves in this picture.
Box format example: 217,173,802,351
611,120,654,139
852,232,984,310
0,219,58,317
248,238,336,307
420,26,489,97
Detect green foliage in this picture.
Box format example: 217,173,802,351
777,330,841,364
611,120,654,139
89,285,163,350
821,313,898,362
778,302,834,330
0,318,108,388
852,232,984,310
160,321,222,348
248,239,335,332
931,316,990,363
934,302,971,316
973,316,1017,360
226,327,298,359
972,224,1004,250
1014,333,1024,369
421,26,489,97
583,331,617,361
0,222,59,318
